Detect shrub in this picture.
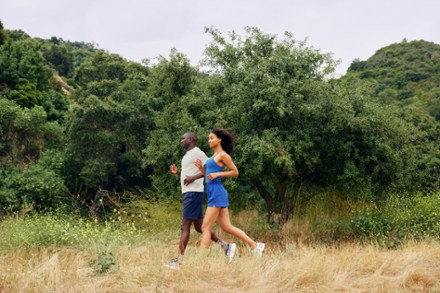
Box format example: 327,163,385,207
0,211,136,252
349,190,440,247
88,250,118,275
0,162,68,212
389,191,440,239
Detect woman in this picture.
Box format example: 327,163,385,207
195,128,265,260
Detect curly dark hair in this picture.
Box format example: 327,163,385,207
211,128,237,154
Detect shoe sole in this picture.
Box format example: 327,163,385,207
253,243,266,256
227,243,237,263
162,260,179,270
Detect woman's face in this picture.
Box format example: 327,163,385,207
208,132,221,149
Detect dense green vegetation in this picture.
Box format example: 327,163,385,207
0,20,439,240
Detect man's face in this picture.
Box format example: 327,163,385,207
181,134,191,150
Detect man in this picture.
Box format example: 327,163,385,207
164,132,236,269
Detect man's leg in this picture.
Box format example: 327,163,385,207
194,218,223,243
179,218,193,255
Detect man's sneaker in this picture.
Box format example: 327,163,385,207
253,242,266,256
163,257,180,269
226,243,237,263
220,241,229,254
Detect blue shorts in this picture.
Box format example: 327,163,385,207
206,182,229,208
182,192,204,220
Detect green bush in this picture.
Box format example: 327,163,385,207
0,212,136,252
95,192,182,233
389,191,440,239
349,190,440,247
0,162,68,212
0,197,181,252
350,208,391,240
299,189,440,246
89,250,118,275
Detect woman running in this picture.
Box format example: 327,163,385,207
195,128,265,260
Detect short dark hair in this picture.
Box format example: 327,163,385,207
211,128,236,154
185,132,197,142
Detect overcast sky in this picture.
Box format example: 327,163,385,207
1,0,439,75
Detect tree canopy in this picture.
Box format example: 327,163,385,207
0,22,438,221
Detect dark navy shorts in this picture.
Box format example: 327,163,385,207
206,182,229,208
182,192,204,220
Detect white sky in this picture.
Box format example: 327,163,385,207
1,0,439,75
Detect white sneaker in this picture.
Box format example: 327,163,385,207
226,243,237,263
162,258,179,269
253,242,265,256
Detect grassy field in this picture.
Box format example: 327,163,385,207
1,193,440,292
1,237,439,292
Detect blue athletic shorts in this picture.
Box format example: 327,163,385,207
182,192,204,220
206,182,229,208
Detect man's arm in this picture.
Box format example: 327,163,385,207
183,173,204,185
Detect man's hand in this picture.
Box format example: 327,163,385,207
170,164,180,175
184,175,195,186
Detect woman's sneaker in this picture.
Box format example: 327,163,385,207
253,242,266,256
226,243,237,263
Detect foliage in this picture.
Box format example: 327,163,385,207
89,251,118,275
0,20,6,46
0,159,68,212
0,38,53,107
0,22,438,225
350,190,440,248
145,27,423,225
345,41,440,190
0,98,64,166
0,198,180,252
43,43,74,77
0,212,132,251
64,58,153,196
73,51,129,87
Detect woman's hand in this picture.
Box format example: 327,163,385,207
207,172,219,180
195,159,203,170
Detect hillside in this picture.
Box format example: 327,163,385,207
346,40,440,120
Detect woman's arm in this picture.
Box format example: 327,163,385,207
194,159,206,175
207,152,239,180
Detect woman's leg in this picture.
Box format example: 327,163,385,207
200,207,221,249
194,219,223,243
217,208,257,249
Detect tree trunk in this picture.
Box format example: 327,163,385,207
89,189,104,220
252,177,303,226
251,178,276,225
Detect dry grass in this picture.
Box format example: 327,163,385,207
1,238,439,292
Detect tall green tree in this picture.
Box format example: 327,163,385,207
0,39,53,107
64,57,153,198
0,97,63,166
0,97,66,212
142,50,202,195
43,44,74,77
144,27,420,225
